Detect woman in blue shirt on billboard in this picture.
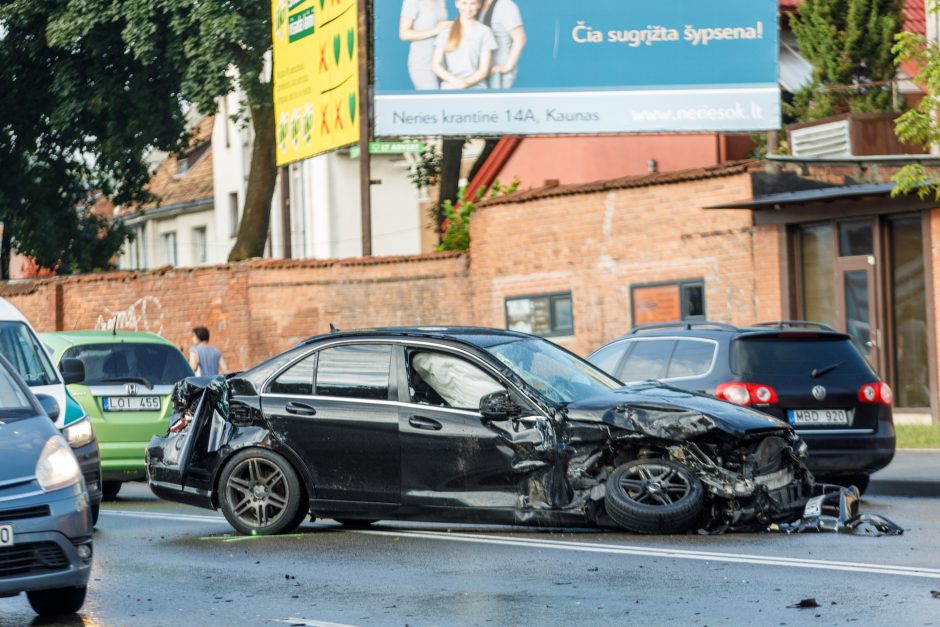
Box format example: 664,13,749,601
481,0,526,88
400,0,453,90
431,0,497,89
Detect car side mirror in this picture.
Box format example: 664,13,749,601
60,358,85,385
479,390,521,421
36,394,60,421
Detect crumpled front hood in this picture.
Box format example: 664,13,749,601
564,381,789,440
0,415,58,482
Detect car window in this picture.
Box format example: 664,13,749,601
408,350,505,411
732,336,874,378
0,321,59,387
0,364,33,416
62,343,193,386
666,340,716,378
315,344,392,400
588,341,629,375
268,354,315,395
618,339,674,382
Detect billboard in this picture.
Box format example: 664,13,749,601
373,0,779,136
272,0,360,165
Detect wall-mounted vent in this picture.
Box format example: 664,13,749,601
790,120,851,157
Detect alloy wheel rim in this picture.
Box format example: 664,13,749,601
618,463,692,506
226,458,290,528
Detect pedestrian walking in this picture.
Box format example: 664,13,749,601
188,326,227,376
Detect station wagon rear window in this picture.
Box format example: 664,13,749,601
62,343,192,386
732,336,874,378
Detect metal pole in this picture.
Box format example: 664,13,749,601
357,0,372,257
279,165,292,259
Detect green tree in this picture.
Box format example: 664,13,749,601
0,1,192,275
893,2,940,197
437,179,520,252
789,0,904,121
0,0,277,276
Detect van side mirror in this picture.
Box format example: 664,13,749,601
479,390,520,421
60,358,85,385
36,394,60,421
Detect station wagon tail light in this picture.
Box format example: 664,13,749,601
858,382,892,406
716,382,778,406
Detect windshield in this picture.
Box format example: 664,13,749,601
63,342,193,387
0,321,60,387
484,338,621,404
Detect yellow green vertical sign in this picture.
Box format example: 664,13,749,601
272,0,360,165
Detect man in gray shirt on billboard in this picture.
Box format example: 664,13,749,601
189,326,228,377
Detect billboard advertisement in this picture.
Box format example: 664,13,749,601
272,0,360,165
373,0,779,136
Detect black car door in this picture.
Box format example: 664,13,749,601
261,342,400,504
396,344,554,510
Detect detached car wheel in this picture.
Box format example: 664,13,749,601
605,459,705,534
219,449,306,535
27,586,87,616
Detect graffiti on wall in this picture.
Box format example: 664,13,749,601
95,296,165,336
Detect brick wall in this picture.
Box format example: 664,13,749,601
469,172,775,356
1,253,471,371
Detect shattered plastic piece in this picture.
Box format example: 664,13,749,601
787,598,820,609
777,485,903,536
930,590,940,599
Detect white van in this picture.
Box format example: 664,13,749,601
0,298,73,424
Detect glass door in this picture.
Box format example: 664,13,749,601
835,256,880,370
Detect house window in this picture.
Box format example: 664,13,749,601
162,232,177,266
193,226,207,265
631,279,707,325
229,193,240,238
505,293,574,337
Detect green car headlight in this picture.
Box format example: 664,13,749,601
63,417,95,449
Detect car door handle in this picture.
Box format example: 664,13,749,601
285,401,317,416
409,416,442,431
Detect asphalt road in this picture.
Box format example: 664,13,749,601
2,483,939,626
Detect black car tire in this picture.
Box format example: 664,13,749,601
218,449,306,535
820,473,871,496
335,518,377,528
26,586,87,616
606,459,705,534
102,481,122,501
91,503,99,526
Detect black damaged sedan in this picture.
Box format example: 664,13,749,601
147,327,817,535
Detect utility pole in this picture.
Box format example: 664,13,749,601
357,0,372,257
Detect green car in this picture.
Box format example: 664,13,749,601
41,331,194,499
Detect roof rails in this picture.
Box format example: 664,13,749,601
630,321,738,334
751,320,837,332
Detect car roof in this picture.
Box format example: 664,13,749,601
302,326,532,348
0,297,31,324
600,321,851,346
40,330,176,349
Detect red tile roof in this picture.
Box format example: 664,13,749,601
480,160,759,207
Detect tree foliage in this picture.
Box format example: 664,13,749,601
437,179,520,252
893,1,940,198
789,0,904,120
0,0,277,274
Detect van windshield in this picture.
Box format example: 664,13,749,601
0,321,60,387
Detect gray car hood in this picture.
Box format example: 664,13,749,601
563,381,789,440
